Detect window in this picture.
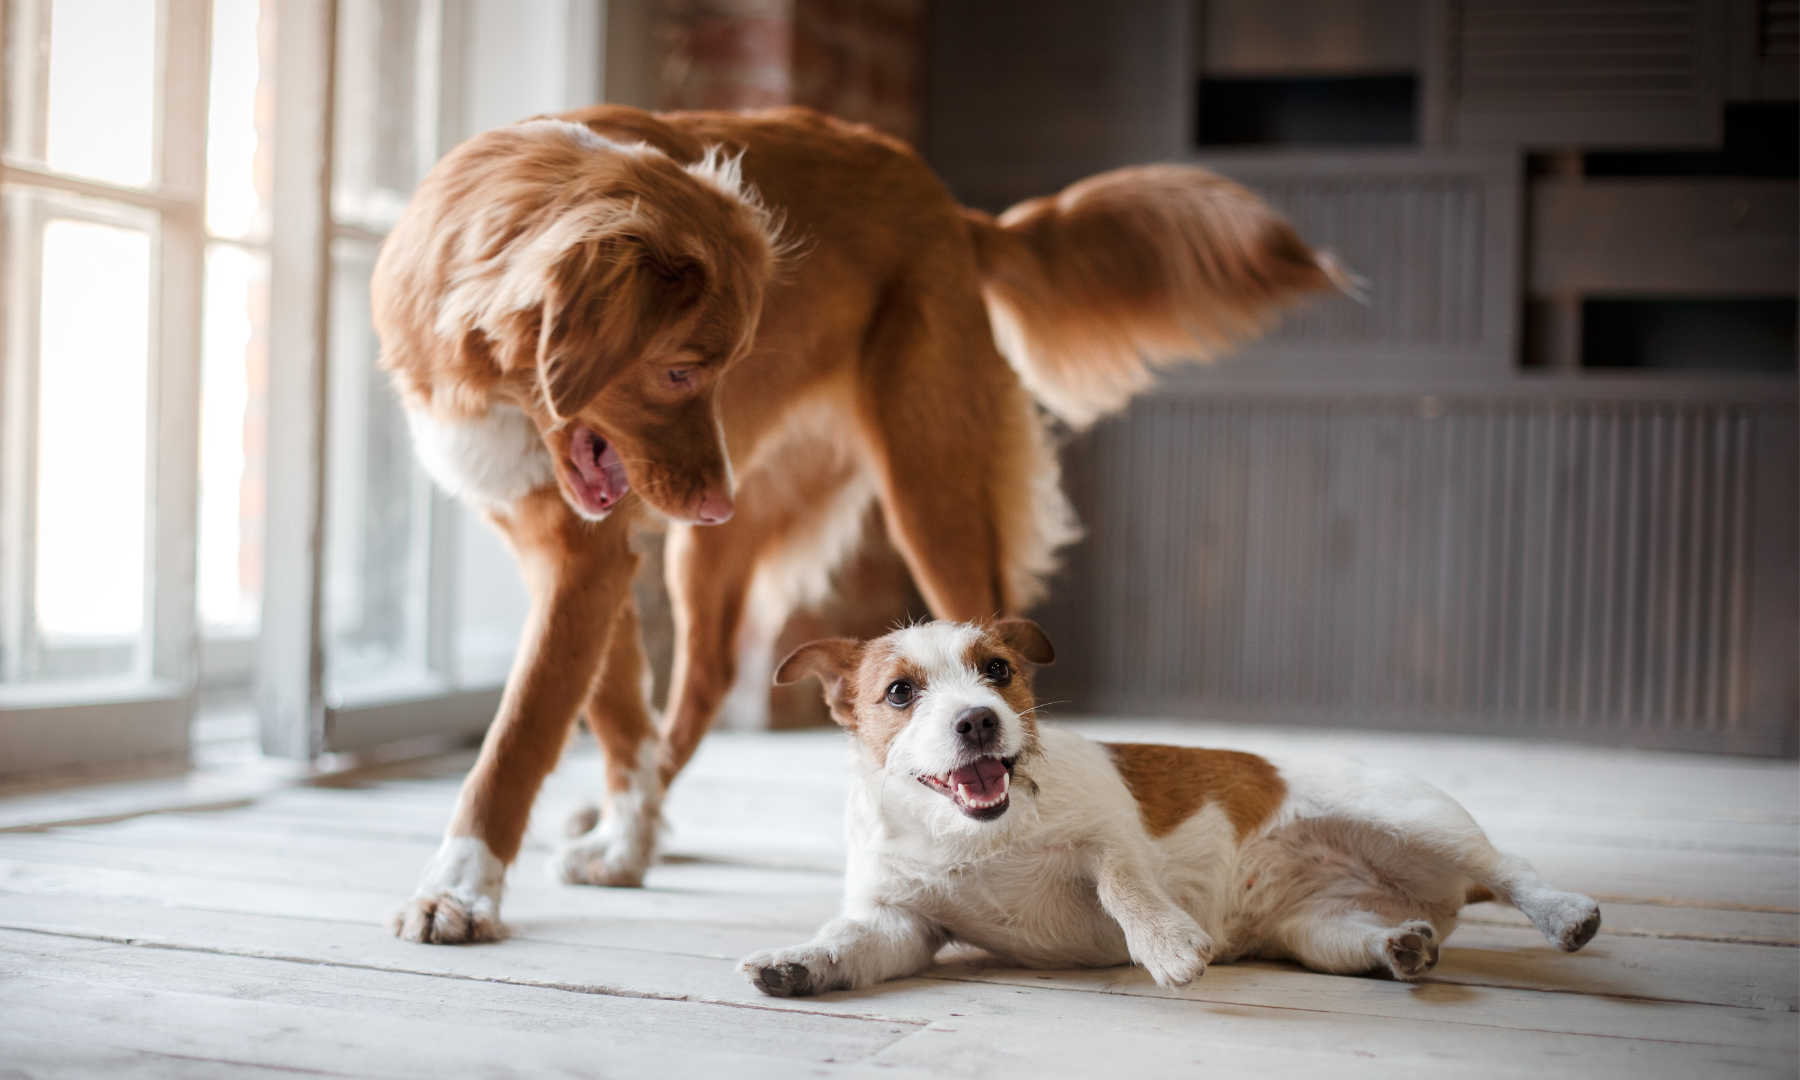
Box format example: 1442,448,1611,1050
3,0,601,775
2,0,211,775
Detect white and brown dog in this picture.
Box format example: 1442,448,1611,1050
741,619,1602,995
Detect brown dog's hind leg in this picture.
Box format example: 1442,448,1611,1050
861,291,1064,624
393,488,637,944
656,449,873,787
557,595,662,886
655,497,782,787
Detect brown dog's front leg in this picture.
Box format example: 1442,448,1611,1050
392,489,637,944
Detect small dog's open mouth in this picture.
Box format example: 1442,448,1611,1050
569,426,630,515
919,755,1016,820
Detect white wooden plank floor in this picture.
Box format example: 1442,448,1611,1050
1,719,1795,1078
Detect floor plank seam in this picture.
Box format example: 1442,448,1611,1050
1588,895,1800,915
0,800,261,834
916,972,1789,1027
1456,918,1800,948
1,1032,366,1079
0,923,936,1029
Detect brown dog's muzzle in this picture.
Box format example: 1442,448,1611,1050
554,404,734,526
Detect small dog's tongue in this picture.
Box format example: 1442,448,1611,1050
950,757,1009,796
569,426,629,515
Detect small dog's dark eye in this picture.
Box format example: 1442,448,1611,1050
666,368,693,387
885,680,914,707
985,658,1012,686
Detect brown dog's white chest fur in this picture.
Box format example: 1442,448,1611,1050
740,619,1603,997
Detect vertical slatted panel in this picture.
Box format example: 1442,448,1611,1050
1247,178,1488,348
1057,397,1779,746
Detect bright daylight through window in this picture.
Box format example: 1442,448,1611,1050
2,0,269,697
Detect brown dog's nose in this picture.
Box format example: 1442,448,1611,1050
694,491,734,525
954,706,999,749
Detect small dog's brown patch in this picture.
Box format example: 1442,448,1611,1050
1463,884,1496,906
1103,743,1286,840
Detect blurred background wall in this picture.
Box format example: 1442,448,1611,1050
3,0,1792,780
605,0,1798,755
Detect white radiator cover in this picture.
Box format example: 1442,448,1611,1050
1042,395,1798,757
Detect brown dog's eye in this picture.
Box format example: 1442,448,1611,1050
885,680,915,707
666,368,693,388
985,659,1012,686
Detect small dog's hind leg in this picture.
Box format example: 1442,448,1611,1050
1265,906,1442,981
1460,851,1602,952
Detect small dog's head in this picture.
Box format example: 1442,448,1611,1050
775,619,1055,826
383,119,784,526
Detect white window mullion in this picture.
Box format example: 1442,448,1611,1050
150,0,212,691
257,0,337,759
0,194,47,686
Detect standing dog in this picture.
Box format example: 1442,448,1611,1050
373,106,1341,943
742,620,1602,995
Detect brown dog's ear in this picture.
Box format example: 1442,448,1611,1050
991,618,1055,665
774,638,862,728
536,240,708,422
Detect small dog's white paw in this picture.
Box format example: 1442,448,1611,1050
1382,920,1441,980
1540,895,1602,953
1129,914,1213,988
739,945,842,998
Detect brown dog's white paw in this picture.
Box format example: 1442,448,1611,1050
389,893,504,944
555,837,650,888
565,803,601,838
1383,920,1440,980
396,837,507,945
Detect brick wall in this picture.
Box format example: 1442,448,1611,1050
655,0,926,144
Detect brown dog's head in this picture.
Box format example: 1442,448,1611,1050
775,619,1055,824
391,120,782,524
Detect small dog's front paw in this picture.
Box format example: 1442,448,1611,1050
389,893,503,944
739,947,838,998
1383,920,1440,980
1131,916,1213,988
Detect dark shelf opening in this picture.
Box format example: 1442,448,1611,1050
1196,75,1416,148
1585,102,1800,179
1582,298,1798,372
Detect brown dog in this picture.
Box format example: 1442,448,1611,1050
372,106,1338,943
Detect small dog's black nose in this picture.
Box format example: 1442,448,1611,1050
953,706,999,749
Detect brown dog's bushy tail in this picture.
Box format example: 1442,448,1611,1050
963,164,1352,429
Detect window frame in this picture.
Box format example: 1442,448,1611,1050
0,0,209,777
260,0,602,761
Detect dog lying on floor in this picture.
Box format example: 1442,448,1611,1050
741,619,1602,995
373,106,1344,943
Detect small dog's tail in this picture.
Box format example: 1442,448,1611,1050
962,164,1352,429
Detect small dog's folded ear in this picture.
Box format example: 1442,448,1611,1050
773,638,861,687
775,638,862,729
991,618,1055,666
